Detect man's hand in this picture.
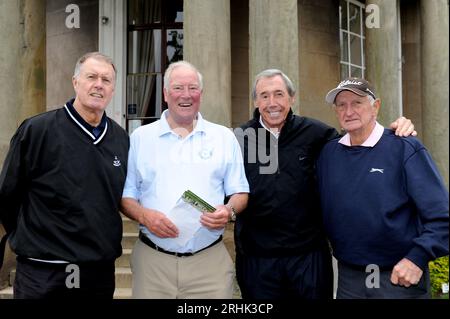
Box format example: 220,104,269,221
390,258,423,287
141,209,179,238
390,116,417,137
200,204,230,230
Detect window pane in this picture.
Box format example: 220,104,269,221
128,30,162,74
340,64,349,79
350,34,362,66
349,3,361,34
351,66,362,78
341,31,348,62
339,0,348,30
128,0,162,25
340,1,365,80
127,73,163,118
166,29,183,64
128,120,143,135
165,0,183,23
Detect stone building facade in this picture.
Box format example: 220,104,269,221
0,0,448,297
0,0,448,185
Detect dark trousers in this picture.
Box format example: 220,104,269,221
337,261,430,299
14,256,115,299
236,248,333,299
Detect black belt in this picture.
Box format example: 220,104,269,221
139,231,222,257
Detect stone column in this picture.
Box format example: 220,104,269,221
365,0,402,126
184,0,232,127
421,0,449,187
0,0,45,289
249,0,299,114
0,0,46,164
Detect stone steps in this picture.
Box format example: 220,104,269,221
0,286,13,299
123,216,138,233
122,232,138,249
115,249,132,268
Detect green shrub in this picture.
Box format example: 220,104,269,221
429,256,449,298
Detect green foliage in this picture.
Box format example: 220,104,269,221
429,256,449,298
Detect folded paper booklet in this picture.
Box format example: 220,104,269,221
181,190,215,213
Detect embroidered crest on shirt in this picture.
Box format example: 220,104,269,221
113,156,121,167
199,147,213,159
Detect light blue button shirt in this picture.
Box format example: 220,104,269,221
122,110,249,253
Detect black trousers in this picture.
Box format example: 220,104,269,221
236,247,333,299
337,261,431,299
13,256,115,299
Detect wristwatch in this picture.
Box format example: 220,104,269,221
227,204,237,222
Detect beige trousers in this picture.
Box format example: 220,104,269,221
131,239,234,299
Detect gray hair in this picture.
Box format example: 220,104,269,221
73,52,116,79
252,69,296,100
367,95,376,106
163,61,203,90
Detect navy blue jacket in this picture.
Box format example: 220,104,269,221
317,129,449,270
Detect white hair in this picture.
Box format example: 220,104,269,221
163,61,203,90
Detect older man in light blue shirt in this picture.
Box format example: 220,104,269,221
121,61,249,299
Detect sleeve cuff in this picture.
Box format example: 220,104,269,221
405,246,431,271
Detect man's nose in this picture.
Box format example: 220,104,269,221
344,104,354,115
268,94,276,105
94,78,104,87
181,86,190,96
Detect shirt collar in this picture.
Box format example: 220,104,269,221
254,107,294,139
64,98,108,144
338,121,384,147
158,109,206,137
259,116,280,139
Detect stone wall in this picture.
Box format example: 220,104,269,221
46,0,99,110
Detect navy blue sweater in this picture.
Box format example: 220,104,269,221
317,129,448,270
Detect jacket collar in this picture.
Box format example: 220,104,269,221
64,98,108,145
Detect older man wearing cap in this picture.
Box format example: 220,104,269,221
317,77,449,299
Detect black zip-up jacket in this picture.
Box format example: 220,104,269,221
0,104,129,263
234,108,339,257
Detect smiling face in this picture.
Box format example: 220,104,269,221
334,90,380,136
163,65,202,128
254,75,294,131
72,57,115,116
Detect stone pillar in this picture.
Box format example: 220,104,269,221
47,0,99,110
0,0,45,289
0,0,46,164
365,0,402,126
184,0,232,127
249,0,299,114
421,0,449,187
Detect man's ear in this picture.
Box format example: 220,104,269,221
373,99,381,116
163,88,168,103
290,95,296,107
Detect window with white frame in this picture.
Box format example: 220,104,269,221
126,0,183,134
339,0,365,79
